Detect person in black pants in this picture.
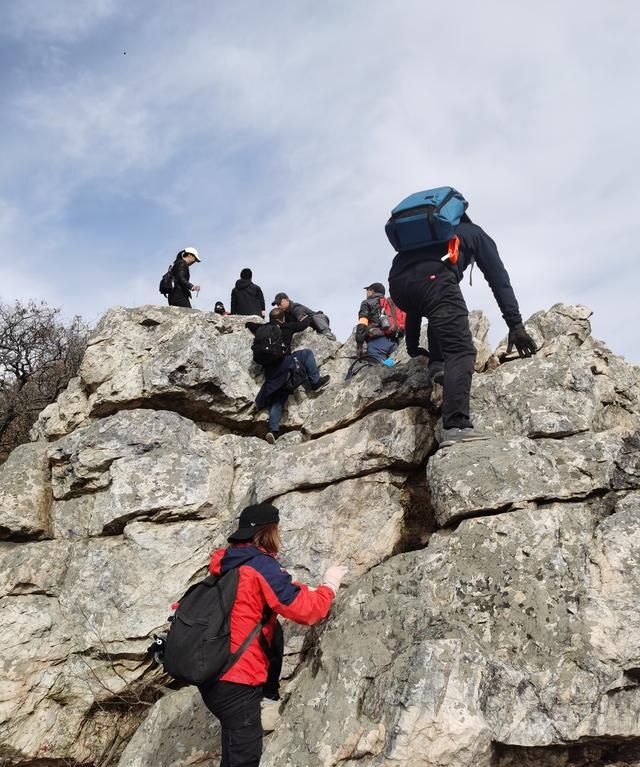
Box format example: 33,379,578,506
246,310,330,443
388,216,536,447
168,247,201,308
199,503,348,767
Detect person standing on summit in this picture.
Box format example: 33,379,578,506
386,187,537,448
168,247,202,308
231,268,265,317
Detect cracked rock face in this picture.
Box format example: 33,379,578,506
1,302,640,767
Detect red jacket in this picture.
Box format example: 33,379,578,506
208,544,334,686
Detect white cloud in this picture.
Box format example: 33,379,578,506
1,0,639,362
3,0,122,43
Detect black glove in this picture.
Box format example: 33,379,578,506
407,346,430,359
507,323,537,358
355,323,368,345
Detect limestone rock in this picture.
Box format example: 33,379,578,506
116,687,220,767
48,409,235,537
427,429,640,526
0,442,51,539
79,306,262,427
263,498,640,767
290,357,435,437
274,471,408,581
30,376,93,442
0,519,222,764
2,302,640,767
472,319,640,439
252,407,435,502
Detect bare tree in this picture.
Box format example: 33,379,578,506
0,300,90,462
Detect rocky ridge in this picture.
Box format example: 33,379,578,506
1,303,639,767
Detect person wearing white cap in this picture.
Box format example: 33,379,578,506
168,247,202,308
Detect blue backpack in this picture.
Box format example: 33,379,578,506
385,187,468,252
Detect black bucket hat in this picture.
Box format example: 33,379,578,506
228,503,280,542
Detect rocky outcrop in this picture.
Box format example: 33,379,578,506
1,302,639,767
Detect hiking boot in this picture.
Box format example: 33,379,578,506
311,374,330,391
428,360,444,385
265,431,279,445
439,427,490,448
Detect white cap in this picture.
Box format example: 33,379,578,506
182,246,201,262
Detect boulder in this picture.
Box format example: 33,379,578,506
30,376,94,442
0,442,51,539
262,497,640,767
48,409,235,537
0,519,222,764
252,407,435,502
427,429,640,526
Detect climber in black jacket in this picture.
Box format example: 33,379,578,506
388,215,536,448
231,268,266,316
247,310,330,443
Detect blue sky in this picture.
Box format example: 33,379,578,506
1,0,639,362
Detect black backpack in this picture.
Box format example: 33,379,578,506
159,265,174,296
252,324,286,366
162,568,268,686
284,356,308,392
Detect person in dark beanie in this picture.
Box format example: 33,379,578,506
199,503,348,767
388,213,537,448
231,268,266,317
168,247,201,308
214,301,229,316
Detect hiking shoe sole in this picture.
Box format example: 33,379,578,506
439,429,490,448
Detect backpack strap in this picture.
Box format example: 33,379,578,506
215,620,264,680
213,565,274,680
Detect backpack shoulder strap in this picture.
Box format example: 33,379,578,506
213,558,273,679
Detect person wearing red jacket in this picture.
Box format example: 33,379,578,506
199,503,348,767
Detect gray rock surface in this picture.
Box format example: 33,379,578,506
2,302,640,767
428,430,639,526
48,409,235,537
263,496,640,767
0,442,51,539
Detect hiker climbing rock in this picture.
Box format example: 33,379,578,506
355,282,405,363
386,187,537,447
231,268,266,316
159,247,202,308
247,308,330,443
198,503,348,767
271,292,337,341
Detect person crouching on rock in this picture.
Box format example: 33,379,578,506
271,292,337,341
199,503,348,767
247,308,330,444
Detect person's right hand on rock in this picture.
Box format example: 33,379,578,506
322,565,349,593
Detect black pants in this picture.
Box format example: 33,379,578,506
168,289,191,308
389,261,476,430
263,619,284,700
199,682,263,767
